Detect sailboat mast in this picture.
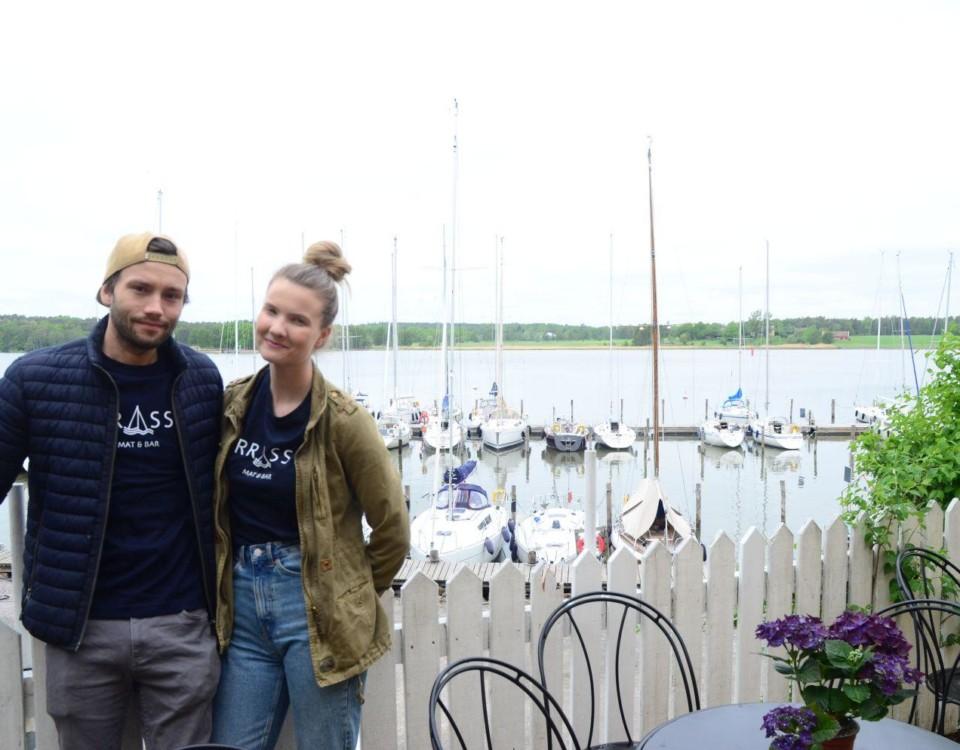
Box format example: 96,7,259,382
391,236,398,401
737,265,743,391
946,251,954,336
764,241,770,415
449,98,459,370
647,142,661,477
608,233,614,417
497,237,505,404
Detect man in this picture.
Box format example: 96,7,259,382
0,233,223,750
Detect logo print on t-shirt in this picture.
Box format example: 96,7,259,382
121,405,154,436
252,446,273,469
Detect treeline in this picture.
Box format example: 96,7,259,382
0,314,953,352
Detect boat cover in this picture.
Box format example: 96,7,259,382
620,478,692,540
442,459,477,485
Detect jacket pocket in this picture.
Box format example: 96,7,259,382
328,579,377,668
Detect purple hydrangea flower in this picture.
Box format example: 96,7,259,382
828,612,911,656
762,706,816,750
756,615,828,651
859,652,925,696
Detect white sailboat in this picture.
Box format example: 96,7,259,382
376,238,412,450
594,234,638,451
409,459,507,563
750,242,803,451
613,143,694,559
712,267,755,427
481,236,528,450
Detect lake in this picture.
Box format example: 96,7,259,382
0,345,932,549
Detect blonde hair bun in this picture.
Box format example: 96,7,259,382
304,240,352,284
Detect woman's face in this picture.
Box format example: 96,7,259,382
256,278,332,368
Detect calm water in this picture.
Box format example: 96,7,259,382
0,345,933,549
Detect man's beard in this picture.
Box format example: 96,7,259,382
110,307,175,353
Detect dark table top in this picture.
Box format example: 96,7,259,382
639,702,958,749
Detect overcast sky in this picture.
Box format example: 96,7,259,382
1,1,958,328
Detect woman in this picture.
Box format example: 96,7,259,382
211,241,410,750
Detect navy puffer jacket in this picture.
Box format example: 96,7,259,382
0,317,222,649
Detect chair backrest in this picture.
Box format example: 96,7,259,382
896,547,960,602
536,590,701,748
876,598,960,736
429,656,582,750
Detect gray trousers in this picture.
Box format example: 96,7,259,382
45,610,221,750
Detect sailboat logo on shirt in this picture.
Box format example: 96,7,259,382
121,405,155,436
252,446,273,469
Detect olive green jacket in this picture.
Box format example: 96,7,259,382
213,366,410,686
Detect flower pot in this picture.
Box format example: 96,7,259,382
821,719,860,750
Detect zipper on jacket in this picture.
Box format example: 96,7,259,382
171,371,215,618
75,364,120,651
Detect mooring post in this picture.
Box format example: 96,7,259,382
585,449,597,555
780,480,787,524
605,481,613,562
695,483,702,540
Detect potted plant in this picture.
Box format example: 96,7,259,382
755,611,923,749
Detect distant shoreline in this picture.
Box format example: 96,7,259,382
191,342,930,354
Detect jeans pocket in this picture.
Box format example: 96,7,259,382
274,544,303,577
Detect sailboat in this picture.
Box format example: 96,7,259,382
480,236,528,450
613,143,694,559
409,459,508,562
701,266,747,448
594,234,638,451
750,242,803,451
376,237,412,450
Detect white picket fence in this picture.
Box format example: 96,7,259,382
3,484,959,749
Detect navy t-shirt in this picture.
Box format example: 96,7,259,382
90,352,206,619
227,371,310,546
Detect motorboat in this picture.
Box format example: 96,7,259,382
750,415,803,451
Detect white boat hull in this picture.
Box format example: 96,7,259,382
481,417,527,450
751,418,803,450
699,421,745,449
593,421,637,450
514,508,584,564
421,421,464,451
409,505,507,563
377,420,412,450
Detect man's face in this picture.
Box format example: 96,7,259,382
100,261,188,358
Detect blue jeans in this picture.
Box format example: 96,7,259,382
212,543,365,750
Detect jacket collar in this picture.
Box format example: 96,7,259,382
224,363,329,428
86,314,188,371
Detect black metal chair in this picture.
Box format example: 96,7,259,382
877,598,960,736
537,590,701,749
896,546,960,602
429,656,582,749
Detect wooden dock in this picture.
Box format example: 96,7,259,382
392,558,605,596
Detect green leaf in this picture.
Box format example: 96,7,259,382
858,699,888,722
797,658,822,684
811,714,841,744
842,684,871,703
773,661,797,676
